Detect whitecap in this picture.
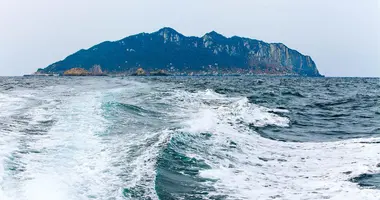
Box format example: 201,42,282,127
168,88,380,200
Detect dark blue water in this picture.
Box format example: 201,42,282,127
0,76,379,200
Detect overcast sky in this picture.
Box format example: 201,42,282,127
0,0,379,77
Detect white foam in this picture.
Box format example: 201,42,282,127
0,93,27,117
0,79,167,200
170,88,380,200
0,88,114,200
0,91,31,200
218,98,290,128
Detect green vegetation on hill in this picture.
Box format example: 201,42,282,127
40,27,322,77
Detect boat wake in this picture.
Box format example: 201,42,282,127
1,77,379,200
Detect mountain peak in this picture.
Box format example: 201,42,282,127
204,31,226,39
156,27,180,35
155,27,183,44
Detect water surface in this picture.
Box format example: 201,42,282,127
0,76,379,200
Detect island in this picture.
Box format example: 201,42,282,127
33,27,322,77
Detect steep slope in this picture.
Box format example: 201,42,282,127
41,27,321,76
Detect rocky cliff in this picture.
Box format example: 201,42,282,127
41,27,322,76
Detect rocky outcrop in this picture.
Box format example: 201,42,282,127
150,69,169,76
132,68,146,76
40,27,322,76
63,68,89,76
89,65,104,75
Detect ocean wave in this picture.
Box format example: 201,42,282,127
155,87,380,199
155,88,293,199
103,102,161,117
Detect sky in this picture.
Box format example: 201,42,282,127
0,0,379,77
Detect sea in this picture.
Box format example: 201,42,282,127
0,76,379,200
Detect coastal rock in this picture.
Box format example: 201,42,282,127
89,65,104,75
150,69,169,76
63,68,89,76
132,68,146,76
